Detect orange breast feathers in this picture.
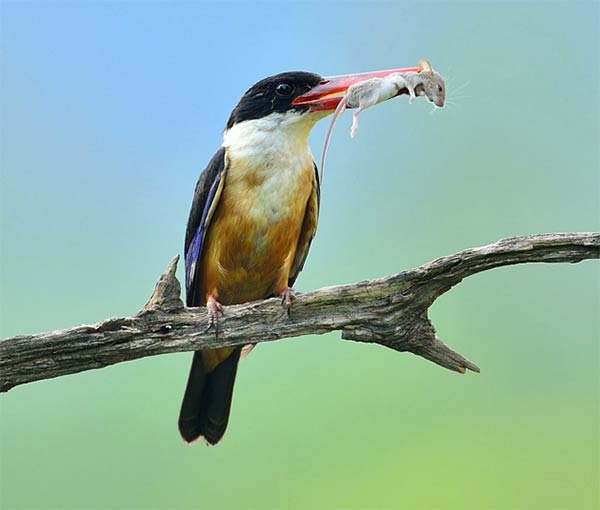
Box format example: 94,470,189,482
199,155,315,306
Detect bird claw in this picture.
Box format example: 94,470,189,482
279,287,297,316
205,295,223,333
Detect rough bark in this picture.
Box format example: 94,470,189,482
1,232,598,392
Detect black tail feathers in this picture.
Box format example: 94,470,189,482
178,348,241,445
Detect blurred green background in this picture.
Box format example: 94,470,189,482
1,1,598,509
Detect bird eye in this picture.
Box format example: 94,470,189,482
275,83,295,96
438,85,443,92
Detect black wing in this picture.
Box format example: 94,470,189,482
289,162,320,287
184,147,227,307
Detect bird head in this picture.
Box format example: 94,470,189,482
224,67,419,137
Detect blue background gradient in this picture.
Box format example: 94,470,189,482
1,2,598,509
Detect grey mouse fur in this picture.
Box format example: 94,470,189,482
319,59,446,181
412,60,446,108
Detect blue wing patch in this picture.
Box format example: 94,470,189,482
184,147,227,307
185,171,222,299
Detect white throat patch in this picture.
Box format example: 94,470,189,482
221,111,322,225
221,111,324,176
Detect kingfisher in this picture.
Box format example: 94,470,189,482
179,66,418,445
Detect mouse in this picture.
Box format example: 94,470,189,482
411,59,446,108
319,59,446,182
345,73,416,137
319,74,415,179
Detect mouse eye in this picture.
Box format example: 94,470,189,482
438,85,443,92
276,83,295,96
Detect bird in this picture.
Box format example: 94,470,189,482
179,66,418,445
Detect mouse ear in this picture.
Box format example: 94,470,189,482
418,59,433,76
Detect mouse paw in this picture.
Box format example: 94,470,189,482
350,114,360,138
408,87,416,104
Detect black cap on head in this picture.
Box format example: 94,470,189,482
226,71,322,129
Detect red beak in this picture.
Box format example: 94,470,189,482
292,66,419,111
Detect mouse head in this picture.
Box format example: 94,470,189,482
415,59,446,108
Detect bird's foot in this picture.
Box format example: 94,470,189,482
279,287,297,317
206,294,223,332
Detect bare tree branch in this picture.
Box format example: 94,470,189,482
1,232,598,393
